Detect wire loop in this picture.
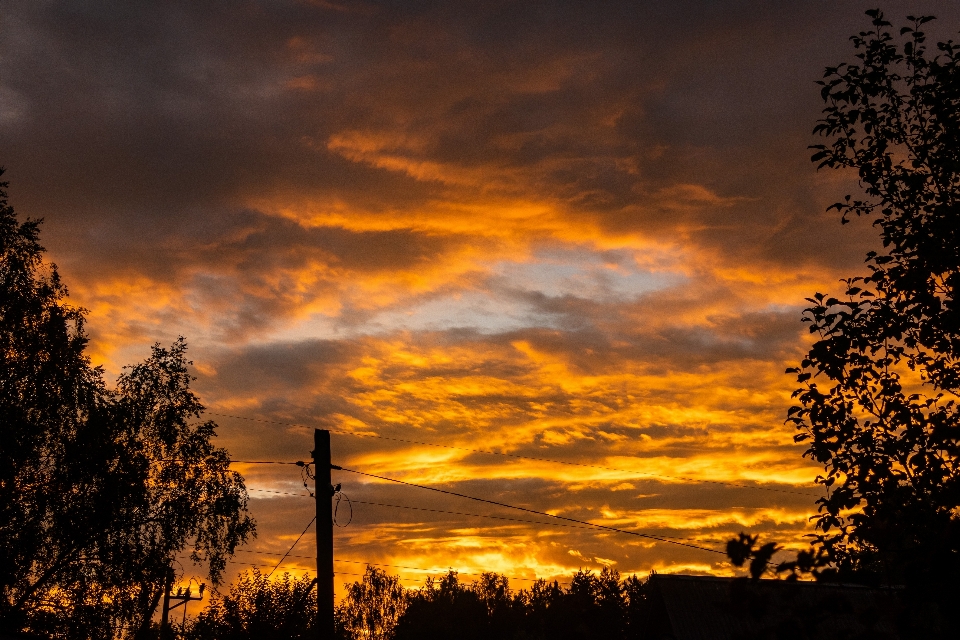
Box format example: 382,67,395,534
333,487,353,527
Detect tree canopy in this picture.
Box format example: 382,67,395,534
187,569,317,640
0,168,255,639
792,8,960,581
339,566,405,640
729,9,960,636
186,566,651,640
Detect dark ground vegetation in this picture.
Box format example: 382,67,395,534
183,566,655,640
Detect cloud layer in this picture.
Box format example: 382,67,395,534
4,0,958,599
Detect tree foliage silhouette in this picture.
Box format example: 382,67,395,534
729,8,960,635
182,563,663,640
338,566,406,640
0,169,255,639
390,567,648,640
187,570,316,640
790,9,960,584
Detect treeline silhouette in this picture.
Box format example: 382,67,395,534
183,566,656,640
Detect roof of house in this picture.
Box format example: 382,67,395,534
646,574,901,640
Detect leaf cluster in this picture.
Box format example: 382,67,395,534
723,10,960,636
790,10,960,584
338,566,406,640
0,171,255,639
186,570,316,640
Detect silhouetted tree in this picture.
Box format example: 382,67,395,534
793,8,960,586
387,568,645,640
187,570,316,640
393,571,488,640
621,574,652,639
338,566,406,640
729,8,960,636
550,568,627,640
512,577,565,640
0,169,255,638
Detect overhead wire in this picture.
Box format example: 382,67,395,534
245,489,711,543
204,411,780,567
161,459,299,465
249,488,312,497
334,559,559,583
230,560,314,570
266,516,316,578
236,549,315,560
336,466,727,556
348,499,714,544
247,488,594,530
206,411,816,496
230,550,563,583
334,487,353,527
351,498,599,532
211,561,364,580
200,557,539,583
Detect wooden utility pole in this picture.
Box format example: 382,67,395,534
314,429,334,640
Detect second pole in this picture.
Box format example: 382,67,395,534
314,429,334,640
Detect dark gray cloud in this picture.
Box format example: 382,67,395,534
4,0,957,281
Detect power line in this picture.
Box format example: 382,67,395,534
216,562,362,580
207,411,816,496
247,489,594,530
335,559,555,583
236,549,315,560
183,555,576,587
229,560,315,570
230,551,563,584
267,516,316,578
336,466,726,556
245,489,707,542
349,499,710,544
162,459,299,465
236,550,547,580
249,488,313,497
220,557,520,582
350,499,599,532
236,551,552,583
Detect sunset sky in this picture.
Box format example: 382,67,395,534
3,0,958,602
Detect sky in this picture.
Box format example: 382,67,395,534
3,0,959,602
